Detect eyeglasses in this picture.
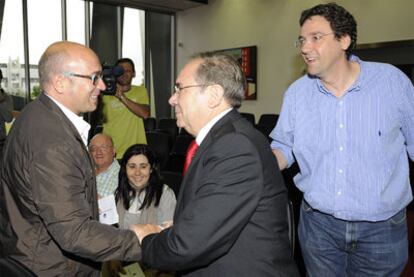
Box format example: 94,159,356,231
64,71,103,86
174,83,210,94
294,32,335,48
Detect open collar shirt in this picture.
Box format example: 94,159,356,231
46,94,90,146
196,108,232,145
270,56,414,221
96,159,120,197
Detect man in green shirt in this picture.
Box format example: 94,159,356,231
102,58,150,159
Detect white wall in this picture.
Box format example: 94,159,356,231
175,0,414,121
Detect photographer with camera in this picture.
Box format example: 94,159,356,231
102,58,150,159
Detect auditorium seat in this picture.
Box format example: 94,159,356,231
161,171,183,197
165,134,194,173
255,114,279,139
157,118,178,144
240,112,255,125
144,117,157,131
145,131,171,169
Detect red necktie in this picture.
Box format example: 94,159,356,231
183,140,199,175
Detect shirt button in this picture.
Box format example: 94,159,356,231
337,191,342,195
339,146,343,151
339,101,343,106
339,124,344,128
339,169,343,174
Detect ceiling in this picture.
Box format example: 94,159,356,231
90,0,208,13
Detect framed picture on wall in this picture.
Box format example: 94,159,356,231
214,46,257,100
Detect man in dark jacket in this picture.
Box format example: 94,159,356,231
0,69,13,157
131,53,299,276
0,41,141,276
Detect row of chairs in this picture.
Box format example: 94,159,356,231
145,113,279,142
146,131,193,171
239,113,279,142
145,114,280,173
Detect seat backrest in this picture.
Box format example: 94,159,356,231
161,170,183,197
164,153,185,173
171,135,194,156
144,117,157,131
257,114,279,126
240,112,256,125
255,114,279,138
157,118,178,141
145,131,171,169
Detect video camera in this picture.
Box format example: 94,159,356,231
102,65,124,95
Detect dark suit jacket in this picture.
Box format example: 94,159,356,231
142,109,299,276
0,93,140,276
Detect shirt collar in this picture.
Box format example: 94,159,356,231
100,159,119,175
316,55,363,95
196,108,232,145
46,94,91,146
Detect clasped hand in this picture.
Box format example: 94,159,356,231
130,221,173,244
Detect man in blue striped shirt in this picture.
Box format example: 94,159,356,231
271,3,414,276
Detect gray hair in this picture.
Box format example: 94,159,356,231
191,52,246,108
89,133,114,147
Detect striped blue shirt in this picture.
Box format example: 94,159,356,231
270,56,414,221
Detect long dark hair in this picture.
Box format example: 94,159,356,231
115,144,163,210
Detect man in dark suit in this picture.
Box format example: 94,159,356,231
0,41,140,276
131,52,299,276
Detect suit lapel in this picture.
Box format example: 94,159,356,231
39,93,93,162
174,110,242,213
185,109,241,174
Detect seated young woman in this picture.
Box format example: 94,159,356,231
115,144,176,228
103,144,177,277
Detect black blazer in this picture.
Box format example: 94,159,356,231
142,109,299,276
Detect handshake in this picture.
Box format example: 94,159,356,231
129,221,173,244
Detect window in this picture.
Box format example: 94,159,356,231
0,0,25,102
0,0,148,109
67,0,86,44
27,0,62,99
122,8,145,86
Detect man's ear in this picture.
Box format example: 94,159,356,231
53,74,68,94
207,84,225,108
340,34,352,51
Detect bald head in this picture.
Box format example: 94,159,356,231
39,41,96,89
89,133,116,174
37,41,105,115
89,133,114,148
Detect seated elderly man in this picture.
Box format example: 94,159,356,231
89,133,120,198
